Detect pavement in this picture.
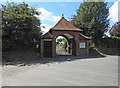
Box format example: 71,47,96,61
2,55,118,86
0,66,2,87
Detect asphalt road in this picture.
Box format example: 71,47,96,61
2,55,118,86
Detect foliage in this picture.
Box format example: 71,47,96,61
2,2,42,50
103,35,109,38
111,36,120,39
62,38,67,49
104,35,120,40
109,21,120,37
73,1,109,46
56,38,63,44
56,38,67,49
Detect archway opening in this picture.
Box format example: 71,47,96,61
56,36,71,55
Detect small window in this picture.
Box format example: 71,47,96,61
80,43,85,48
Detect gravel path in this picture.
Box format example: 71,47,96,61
2,55,118,86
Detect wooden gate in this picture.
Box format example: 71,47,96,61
44,41,52,57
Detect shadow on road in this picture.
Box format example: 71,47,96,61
3,55,106,66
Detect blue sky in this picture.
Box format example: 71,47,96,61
29,2,82,27
0,0,119,33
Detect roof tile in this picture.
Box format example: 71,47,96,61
51,17,83,31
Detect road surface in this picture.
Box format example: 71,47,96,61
2,55,118,86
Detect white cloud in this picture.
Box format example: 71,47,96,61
41,24,51,34
35,8,61,22
52,16,61,22
108,1,119,22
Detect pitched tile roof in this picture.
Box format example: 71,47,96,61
50,17,83,31
41,32,53,39
79,33,91,40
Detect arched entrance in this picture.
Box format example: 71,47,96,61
56,34,76,56
56,36,70,55
40,16,90,57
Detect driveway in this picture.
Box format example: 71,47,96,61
2,55,118,86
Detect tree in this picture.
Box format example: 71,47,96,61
2,2,41,50
73,1,109,46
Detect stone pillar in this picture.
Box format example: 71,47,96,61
40,39,44,58
68,42,71,54
70,39,73,55
75,37,79,56
52,37,56,57
86,40,89,55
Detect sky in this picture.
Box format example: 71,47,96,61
0,0,119,34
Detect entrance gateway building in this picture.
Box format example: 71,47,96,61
40,16,90,57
